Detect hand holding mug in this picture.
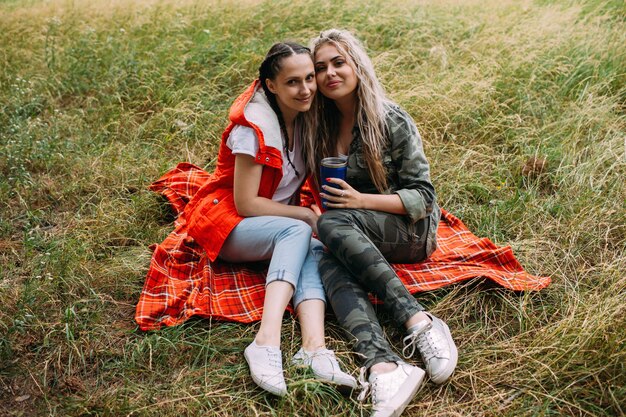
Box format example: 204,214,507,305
320,178,363,209
320,157,347,209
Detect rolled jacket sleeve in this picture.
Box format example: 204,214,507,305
387,107,436,223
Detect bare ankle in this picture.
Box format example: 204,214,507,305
405,311,431,330
301,343,326,353
254,333,280,348
301,335,326,352
370,361,398,375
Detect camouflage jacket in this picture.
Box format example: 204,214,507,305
345,104,441,255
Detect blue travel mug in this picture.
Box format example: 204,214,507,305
320,157,348,209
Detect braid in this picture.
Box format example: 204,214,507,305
265,93,300,177
259,42,312,178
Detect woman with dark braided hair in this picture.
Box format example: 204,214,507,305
180,42,355,396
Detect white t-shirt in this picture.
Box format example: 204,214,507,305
226,124,305,205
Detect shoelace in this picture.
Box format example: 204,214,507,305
356,367,371,403
402,322,434,359
313,349,335,361
266,349,282,368
418,332,438,360
300,349,336,367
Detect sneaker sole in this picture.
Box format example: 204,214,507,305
429,320,458,385
244,348,287,397
372,366,426,417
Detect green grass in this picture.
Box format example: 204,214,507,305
1,0,625,415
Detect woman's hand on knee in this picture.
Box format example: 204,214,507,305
297,207,320,235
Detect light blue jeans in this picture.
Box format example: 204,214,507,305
218,216,326,309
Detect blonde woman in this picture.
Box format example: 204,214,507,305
307,29,458,417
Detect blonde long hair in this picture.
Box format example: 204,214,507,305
308,29,393,193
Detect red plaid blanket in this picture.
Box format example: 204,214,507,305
135,163,550,331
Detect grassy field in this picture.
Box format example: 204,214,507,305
1,0,624,415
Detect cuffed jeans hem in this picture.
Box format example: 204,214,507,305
395,303,426,326
266,270,299,290
292,291,326,311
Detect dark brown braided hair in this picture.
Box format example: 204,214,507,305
258,42,312,178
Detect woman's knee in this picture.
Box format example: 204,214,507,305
279,218,312,242
317,210,352,242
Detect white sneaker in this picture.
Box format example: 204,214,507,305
291,347,357,391
402,313,458,384
244,340,287,396
357,362,425,417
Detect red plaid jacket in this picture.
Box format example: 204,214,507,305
135,163,551,330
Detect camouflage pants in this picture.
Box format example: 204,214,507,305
317,209,430,369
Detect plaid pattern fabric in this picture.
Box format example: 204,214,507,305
135,163,551,331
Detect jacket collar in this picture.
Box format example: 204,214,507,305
243,85,283,151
